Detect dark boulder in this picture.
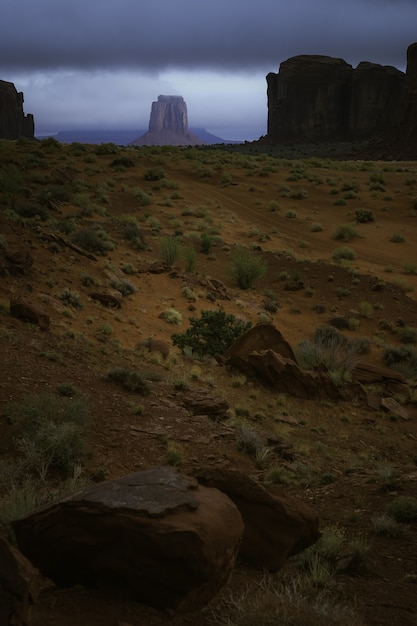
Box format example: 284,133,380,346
0,536,39,626
10,298,50,331
12,467,243,612
196,468,320,571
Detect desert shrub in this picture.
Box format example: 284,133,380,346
72,227,115,256
132,187,152,206
183,245,196,273
172,309,251,357
56,382,79,397
144,167,165,181
107,367,150,395
285,210,297,219
310,222,323,232
334,224,359,242
59,288,83,309
296,326,362,383
332,246,357,261
5,392,91,475
200,232,213,254
390,233,405,243
235,425,264,456
383,344,417,380
110,156,135,168
111,278,137,296
399,326,417,344
372,514,406,538
122,221,146,250
159,235,182,267
358,301,373,318
336,287,350,298
94,142,118,155
14,203,50,221
355,208,375,223
386,496,417,522
159,308,181,325
80,272,97,287
229,247,268,290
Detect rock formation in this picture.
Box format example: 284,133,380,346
13,467,243,612
0,80,35,140
266,55,405,143
131,95,204,146
196,468,320,571
385,42,417,158
0,536,39,626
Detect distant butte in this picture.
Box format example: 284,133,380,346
131,95,204,147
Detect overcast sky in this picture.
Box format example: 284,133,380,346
1,0,416,140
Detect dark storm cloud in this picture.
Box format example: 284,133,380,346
1,0,416,73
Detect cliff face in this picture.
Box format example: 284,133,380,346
266,55,405,143
131,95,203,146
0,80,34,140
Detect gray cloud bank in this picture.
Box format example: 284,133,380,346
1,0,416,73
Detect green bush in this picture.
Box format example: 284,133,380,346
200,233,213,254
159,235,182,267
144,167,166,181
184,245,196,273
107,367,150,394
59,288,83,309
332,246,357,261
172,310,251,357
386,496,417,522
5,392,91,475
72,227,115,256
355,208,375,223
296,326,362,384
383,344,417,380
390,233,405,243
334,224,359,241
229,247,268,290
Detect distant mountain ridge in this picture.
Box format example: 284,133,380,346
46,128,242,145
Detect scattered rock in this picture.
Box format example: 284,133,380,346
221,324,296,363
10,297,50,330
5,250,34,275
89,292,122,308
137,337,170,358
181,389,229,419
196,469,320,571
380,397,410,420
13,467,243,612
0,536,39,626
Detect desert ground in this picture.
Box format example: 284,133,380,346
1,138,417,625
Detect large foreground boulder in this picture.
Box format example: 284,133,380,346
0,536,39,626
196,469,320,571
12,468,243,612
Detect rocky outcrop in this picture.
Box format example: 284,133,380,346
266,54,404,143
196,469,320,571
386,42,417,158
131,95,204,146
10,297,50,331
12,467,243,612
0,536,39,626
0,80,34,140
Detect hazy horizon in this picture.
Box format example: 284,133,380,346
1,0,416,141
